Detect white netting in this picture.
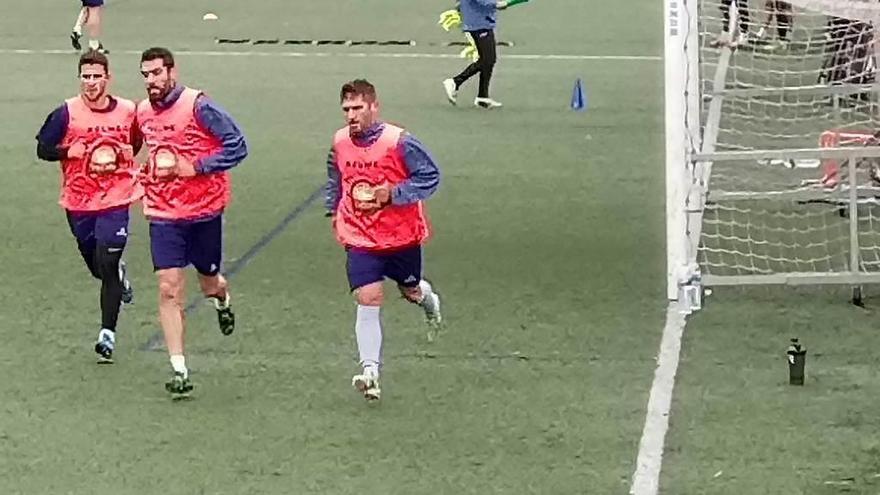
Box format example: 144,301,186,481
701,0,879,151
695,0,880,279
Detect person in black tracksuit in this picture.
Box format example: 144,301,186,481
443,0,508,108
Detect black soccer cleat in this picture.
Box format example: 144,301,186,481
70,31,82,51
217,305,235,336
94,341,113,364
94,330,115,364
209,294,235,335
119,260,134,305
165,372,193,400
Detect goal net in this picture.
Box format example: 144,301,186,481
684,0,880,293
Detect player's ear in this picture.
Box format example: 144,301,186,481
169,66,179,81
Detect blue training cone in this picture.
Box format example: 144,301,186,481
570,78,586,111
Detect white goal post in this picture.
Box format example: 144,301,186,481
666,0,880,310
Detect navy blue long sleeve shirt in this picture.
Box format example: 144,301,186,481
325,122,440,213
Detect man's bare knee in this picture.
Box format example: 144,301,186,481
157,271,184,304
355,283,384,306
158,281,182,303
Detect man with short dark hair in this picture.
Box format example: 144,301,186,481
35,50,140,363
326,79,443,401
136,47,249,399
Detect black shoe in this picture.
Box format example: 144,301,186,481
119,260,133,305
94,330,115,364
97,44,109,54
165,372,193,400
209,294,235,335
70,31,82,50
217,305,235,336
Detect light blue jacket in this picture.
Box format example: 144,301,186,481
459,0,498,32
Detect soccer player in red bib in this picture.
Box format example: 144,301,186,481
35,50,141,363
136,47,248,398
326,79,443,401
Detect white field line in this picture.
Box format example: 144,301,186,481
0,47,661,61
630,303,688,495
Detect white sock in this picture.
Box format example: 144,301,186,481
98,328,115,342
355,305,382,371
417,279,438,312
169,354,187,378
88,39,100,50
211,292,230,310
73,8,86,34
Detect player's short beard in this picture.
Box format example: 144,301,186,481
82,85,106,103
148,81,173,103
354,114,375,134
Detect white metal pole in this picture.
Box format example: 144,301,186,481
848,157,860,278
664,0,696,300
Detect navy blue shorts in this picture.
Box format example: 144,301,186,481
81,0,104,7
346,245,422,291
150,215,223,275
66,207,130,249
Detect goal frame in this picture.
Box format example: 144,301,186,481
665,0,880,311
